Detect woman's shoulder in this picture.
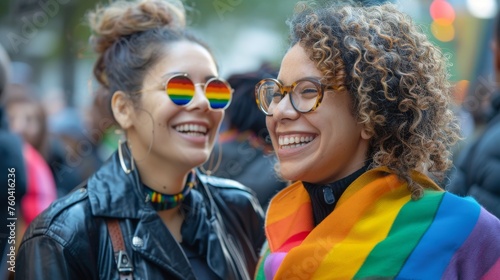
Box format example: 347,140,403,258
195,173,265,259
432,191,500,238
432,192,500,278
197,172,264,215
21,187,97,248
17,187,107,279
198,173,257,197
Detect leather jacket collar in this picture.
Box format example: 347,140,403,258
87,143,147,219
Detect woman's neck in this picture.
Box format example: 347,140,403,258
136,160,189,194
304,164,369,226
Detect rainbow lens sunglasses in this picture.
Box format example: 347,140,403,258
165,73,233,110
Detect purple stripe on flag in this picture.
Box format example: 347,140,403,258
265,252,287,280
442,208,500,279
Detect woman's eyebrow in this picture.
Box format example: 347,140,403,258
160,73,218,82
278,76,323,84
204,75,217,80
160,71,185,80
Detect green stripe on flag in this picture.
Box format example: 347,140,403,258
255,248,271,280
354,191,444,278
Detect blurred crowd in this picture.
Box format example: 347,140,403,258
0,48,122,278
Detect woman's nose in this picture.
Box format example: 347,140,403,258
272,93,300,121
188,83,210,111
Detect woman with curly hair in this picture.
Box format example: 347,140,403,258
254,2,500,279
15,0,264,279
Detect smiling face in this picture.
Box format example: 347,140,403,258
123,41,223,179
267,43,371,184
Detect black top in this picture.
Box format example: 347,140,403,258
181,242,219,280
303,165,369,226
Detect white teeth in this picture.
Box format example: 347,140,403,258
174,124,208,135
278,135,314,147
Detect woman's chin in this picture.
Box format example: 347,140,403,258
279,169,302,183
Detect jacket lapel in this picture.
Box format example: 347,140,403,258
87,145,145,219
181,188,229,279
132,211,197,280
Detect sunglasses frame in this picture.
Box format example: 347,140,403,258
164,73,233,110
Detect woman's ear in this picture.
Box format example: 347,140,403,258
111,91,134,129
360,124,374,140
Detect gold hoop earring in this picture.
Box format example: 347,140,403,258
118,139,135,174
199,140,222,176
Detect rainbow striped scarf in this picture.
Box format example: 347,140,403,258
255,167,500,279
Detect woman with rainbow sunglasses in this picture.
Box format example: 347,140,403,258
15,0,264,279
254,2,500,279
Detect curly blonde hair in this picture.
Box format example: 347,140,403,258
288,1,461,198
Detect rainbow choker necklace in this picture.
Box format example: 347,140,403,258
144,170,196,211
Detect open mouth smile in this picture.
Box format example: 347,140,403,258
278,134,315,149
174,123,208,136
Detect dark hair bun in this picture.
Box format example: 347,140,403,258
88,0,186,54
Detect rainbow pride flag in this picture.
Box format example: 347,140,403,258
255,167,500,279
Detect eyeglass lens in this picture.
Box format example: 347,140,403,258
166,75,232,110
258,80,320,114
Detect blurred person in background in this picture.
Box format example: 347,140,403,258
84,85,120,162
15,0,264,279
203,64,287,209
450,80,475,151
447,12,500,219
3,84,57,227
5,84,49,159
0,44,27,280
48,107,103,197
445,80,476,184
48,86,117,197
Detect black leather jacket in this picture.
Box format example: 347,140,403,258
15,147,265,279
